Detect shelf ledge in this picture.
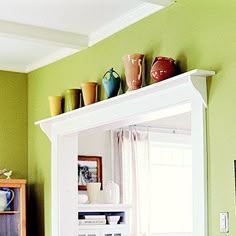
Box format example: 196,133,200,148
35,69,215,141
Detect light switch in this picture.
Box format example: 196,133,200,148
220,212,229,233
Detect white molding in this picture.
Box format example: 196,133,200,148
89,3,163,46
25,48,78,73
141,0,175,6
35,69,215,236
0,63,26,73
0,19,88,50
35,69,214,140
0,2,170,72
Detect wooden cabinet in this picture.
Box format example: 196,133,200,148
0,179,26,236
78,204,130,236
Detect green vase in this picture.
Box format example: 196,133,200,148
64,89,81,112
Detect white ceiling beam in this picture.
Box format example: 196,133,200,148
0,20,88,50
141,0,175,6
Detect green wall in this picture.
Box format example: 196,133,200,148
0,71,27,179
27,0,236,235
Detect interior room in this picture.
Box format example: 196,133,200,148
0,0,235,236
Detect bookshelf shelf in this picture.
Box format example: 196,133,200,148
78,204,130,236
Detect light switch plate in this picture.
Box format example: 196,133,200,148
220,212,229,233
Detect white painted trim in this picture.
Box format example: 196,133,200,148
0,48,78,73
0,2,170,73
35,69,214,140
141,0,175,6
0,19,88,50
89,3,163,46
25,48,78,73
0,63,26,73
35,69,215,236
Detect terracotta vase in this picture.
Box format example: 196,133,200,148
48,96,63,116
150,56,175,82
102,68,121,98
81,82,97,106
122,53,144,91
64,89,81,112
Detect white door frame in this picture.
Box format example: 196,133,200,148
36,69,215,236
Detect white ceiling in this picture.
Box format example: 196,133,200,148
0,0,173,73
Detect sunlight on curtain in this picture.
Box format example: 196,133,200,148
114,127,150,236
113,128,192,236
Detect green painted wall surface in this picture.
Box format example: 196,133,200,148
0,71,27,179
28,0,236,235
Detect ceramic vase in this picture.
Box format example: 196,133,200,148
150,56,175,82
104,181,120,204
122,53,144,91
48,96,63,116
102,68,121,98
0,189,14,211
86,182,101,204
81,82,97,106
64,89,81,112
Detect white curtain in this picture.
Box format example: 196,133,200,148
113,127,150,236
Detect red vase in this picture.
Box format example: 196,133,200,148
150,56,175,82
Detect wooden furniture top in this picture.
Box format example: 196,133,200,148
0,179,26,187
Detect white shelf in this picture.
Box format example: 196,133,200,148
78,204,131,212
78,224,127,230
35,69,215,141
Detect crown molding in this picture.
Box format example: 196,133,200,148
141,0,175,6
0,19,88,50
25,48,78,73
0,64,26,73
89,3,163,46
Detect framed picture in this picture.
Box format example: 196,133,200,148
78,155,102,190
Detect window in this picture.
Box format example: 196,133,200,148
149,133,192,236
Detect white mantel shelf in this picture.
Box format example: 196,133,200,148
35,69,215,140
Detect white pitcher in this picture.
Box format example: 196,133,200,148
0,189,14,211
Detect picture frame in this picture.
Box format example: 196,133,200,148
78,155,102,191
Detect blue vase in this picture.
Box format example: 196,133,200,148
102,68,121,98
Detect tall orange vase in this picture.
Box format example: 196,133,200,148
81,82,97,106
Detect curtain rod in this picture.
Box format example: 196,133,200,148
118,125,191,135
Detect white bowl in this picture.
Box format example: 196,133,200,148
107,216,120,225
78,194,88,204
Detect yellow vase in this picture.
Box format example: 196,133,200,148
48,96,63,116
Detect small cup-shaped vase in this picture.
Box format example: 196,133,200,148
86,182,101,204
64,89,81,112
123,53,144,91
48,96,63,116
81,82,97,106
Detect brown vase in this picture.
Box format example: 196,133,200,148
122,53,144,91
81,82,97,106
150,56,175,82
48,96,63,116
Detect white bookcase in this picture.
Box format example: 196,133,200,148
78,204,130,236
